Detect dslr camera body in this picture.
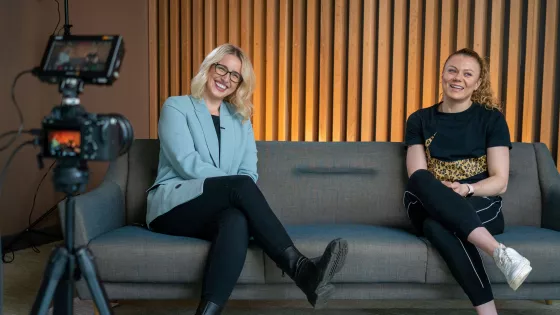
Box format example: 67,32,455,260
33,35,133,165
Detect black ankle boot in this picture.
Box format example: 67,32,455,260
195,299,223,315
275,238,348,309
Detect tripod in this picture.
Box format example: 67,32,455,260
30,160,113,315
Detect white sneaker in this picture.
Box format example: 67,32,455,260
493,244,532,291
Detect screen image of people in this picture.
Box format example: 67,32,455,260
48,130,81,157
47,40,112,72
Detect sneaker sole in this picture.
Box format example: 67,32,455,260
508,260,532,291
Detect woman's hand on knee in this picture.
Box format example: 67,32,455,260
450,182,469,197
441,181,452,188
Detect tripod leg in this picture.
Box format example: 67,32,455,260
30,247,69,315
75,247,113,315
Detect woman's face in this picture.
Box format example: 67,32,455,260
441,54,481,103
205,54,242,100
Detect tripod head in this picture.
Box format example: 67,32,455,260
51,158,89,195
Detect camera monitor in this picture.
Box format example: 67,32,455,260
35,35,124,85
44,128,81,158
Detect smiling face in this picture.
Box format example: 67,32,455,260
441,54,482,103
205,54,242,101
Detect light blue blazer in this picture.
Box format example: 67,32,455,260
145,95,258,228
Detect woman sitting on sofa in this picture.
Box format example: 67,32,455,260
404,48,532,315
145,43,348,315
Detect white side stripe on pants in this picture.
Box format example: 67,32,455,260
456,236,485,288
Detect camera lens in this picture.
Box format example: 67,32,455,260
97,113,134,158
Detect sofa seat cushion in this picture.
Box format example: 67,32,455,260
426,226,560,284
88,226,265,284
264,224,427,284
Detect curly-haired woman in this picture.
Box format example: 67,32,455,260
404,48,532,315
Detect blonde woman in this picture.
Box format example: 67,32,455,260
146,44,348,315
404,48,532,315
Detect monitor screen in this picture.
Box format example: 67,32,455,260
47,130,81,157
44,40,113,73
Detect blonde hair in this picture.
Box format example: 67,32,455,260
443,48,502,111
190,44,256,121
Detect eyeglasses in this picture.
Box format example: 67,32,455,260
213,63,243,83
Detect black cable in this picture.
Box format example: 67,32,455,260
0,141,35,196
52,0,61,35
29,161,56,226
0,70,33,152
0,140,35,263
0,130,41,146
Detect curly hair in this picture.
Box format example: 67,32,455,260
190,44,256,121
443,48,502,111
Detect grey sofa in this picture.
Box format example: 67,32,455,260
60,140,560,303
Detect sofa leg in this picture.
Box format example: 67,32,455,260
545,300,555,305
94,304,100,315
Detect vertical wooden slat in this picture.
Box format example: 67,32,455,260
148,0,158,138
541,0,559,152
332,0,348,141
192,0,204,70
391,0,407,142
181,0,192,95
265,0,279,140
290,0,305,141
361,0,376,141
277,0,291,141
216,0,228,46
158,0,169,108
489,0,505,108
473,0,488,57
319,0,334,142
422,0,440,108
240,0,253,58
253,0,265,139
406,0,423,120
205,0,216,55
456,0,471,49
521,0,541,143
170,0,180,96
505,0,523,141
375,0,391,141
438,0,457,99
229,0,240,45
346,0,362,142
305,0,319,141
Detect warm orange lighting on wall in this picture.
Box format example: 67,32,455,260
149,0,560,170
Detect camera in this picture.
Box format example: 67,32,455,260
32,35,133,162
40,103,133,161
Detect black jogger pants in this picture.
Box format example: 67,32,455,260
403,169,504,306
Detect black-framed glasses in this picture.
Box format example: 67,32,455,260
213,63,243,83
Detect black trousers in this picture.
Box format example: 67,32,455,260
150,175,293,306
404,169,504,307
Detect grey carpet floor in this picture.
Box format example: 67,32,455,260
3,242,559,315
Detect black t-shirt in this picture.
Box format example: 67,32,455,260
404,103,512,184
211,114,221,155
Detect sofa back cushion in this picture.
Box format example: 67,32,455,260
123,140,542,229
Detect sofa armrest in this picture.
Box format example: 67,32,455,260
534,143,560,231
58,180,125,248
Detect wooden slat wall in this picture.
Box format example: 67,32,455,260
149,0,560,168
